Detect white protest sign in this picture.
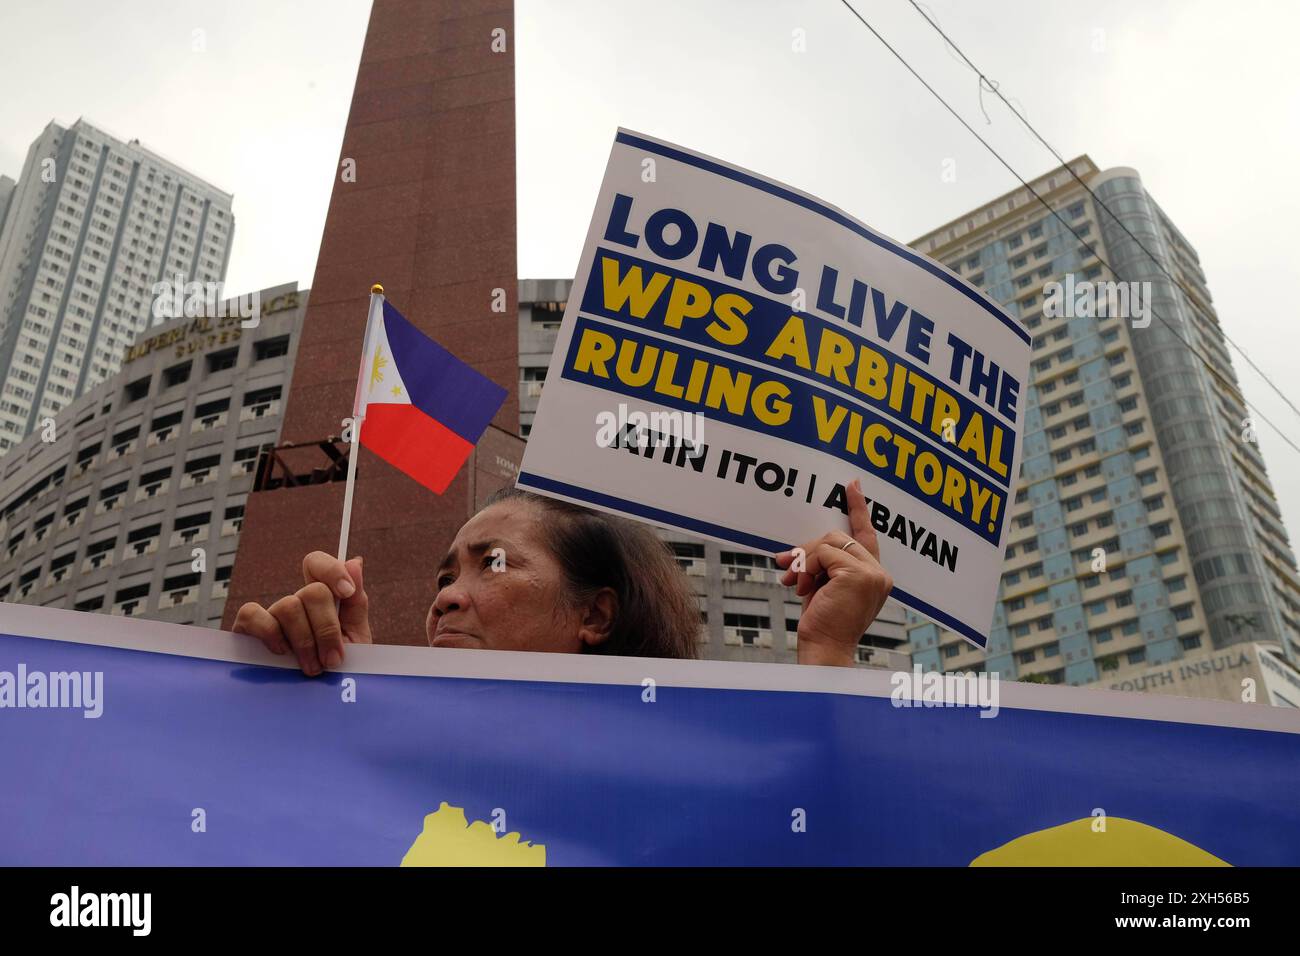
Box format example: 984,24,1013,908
518,129,1030,648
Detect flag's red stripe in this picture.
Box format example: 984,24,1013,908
359,405,474,495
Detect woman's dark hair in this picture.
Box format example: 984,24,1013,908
481,486,701,660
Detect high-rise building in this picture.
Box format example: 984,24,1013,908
905,157,1300,687
0,118,234,453
519,279,910,669
0,176,16,237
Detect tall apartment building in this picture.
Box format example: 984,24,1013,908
519,279,911,669
906,157,1300,686
0,118,234,453
0,176,16,237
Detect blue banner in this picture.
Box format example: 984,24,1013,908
1,606,1297,865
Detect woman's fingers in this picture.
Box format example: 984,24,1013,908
337,557,372,645
267,592,323,677
232,602,289,656
302,550,356,600
298,581,347,669
775,477,881,584
845,478,881,562
776,531,853,590
304,551,372,650
235,554,366,675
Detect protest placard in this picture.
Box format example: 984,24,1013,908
518,130,1031,647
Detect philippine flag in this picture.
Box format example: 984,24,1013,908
354,298,507,494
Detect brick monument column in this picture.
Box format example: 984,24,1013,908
222,0,520,645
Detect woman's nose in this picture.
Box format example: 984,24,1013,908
433,582,466,616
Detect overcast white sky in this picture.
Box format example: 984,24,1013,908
3,0,1300,539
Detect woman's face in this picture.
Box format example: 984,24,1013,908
425,499,613,653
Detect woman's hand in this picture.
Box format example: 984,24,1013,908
232,552,372,675
774,479,894,667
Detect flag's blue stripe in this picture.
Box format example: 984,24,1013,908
381,301,507,443
516,470,988,647
613,131,1031,347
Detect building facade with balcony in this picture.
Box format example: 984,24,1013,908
518,279,910,668
0,282,304,627
905,157,1300,696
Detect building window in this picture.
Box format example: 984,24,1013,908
723,612,770,646
114,582,151,617
207,347,238,373
163,361,191,388
720,552,777,584
124,376,150,402
255,336,290,361
671,542,705,576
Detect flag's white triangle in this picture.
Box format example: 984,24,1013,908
365,314,411,407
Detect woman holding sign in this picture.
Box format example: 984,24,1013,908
233,480,892,672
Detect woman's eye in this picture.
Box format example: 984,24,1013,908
482,553,499,570
436,575,453,589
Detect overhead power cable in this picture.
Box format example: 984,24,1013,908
904,0,1300,426
835,0,1300,457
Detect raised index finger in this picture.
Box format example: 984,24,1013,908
846,479,881,561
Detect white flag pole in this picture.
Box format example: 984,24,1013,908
337,284,385,563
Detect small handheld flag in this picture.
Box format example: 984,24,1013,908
337,286,507,561
355,297,506,493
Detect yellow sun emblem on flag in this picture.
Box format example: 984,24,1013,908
370,346,388,392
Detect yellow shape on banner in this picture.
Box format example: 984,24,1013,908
400,802,546,867
970,817,1229,867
